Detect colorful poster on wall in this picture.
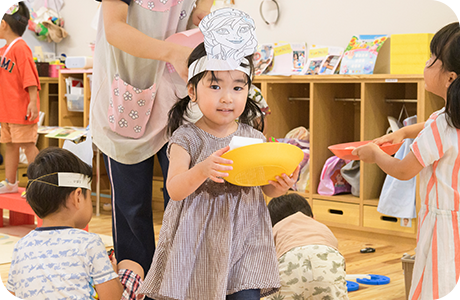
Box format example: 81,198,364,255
339,35,388,75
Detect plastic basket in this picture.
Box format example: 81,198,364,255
49,64,65,78
66,94,84,112
35,62,49,77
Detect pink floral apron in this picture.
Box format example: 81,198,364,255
107,0,190,139
108,73,156,139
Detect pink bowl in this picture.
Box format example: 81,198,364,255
328,140,404,160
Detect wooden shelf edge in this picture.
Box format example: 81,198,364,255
254,74,424,84
363,199,380,206
311,193,360,204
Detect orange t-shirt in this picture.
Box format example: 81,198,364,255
0,39,40,124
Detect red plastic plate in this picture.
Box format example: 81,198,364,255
328,140,404,160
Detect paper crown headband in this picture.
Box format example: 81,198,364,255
4,3,28,25
27,172,92,191
188,8,258,81
1,0,19,15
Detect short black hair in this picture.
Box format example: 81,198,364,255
26,147,93,218
2,2,30,36
267,193,313,227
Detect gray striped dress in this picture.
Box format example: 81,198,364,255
139,123,280,300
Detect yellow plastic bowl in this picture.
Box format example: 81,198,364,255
221,143,304,187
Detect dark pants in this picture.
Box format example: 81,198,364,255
226,289,260,300
103,143,170,277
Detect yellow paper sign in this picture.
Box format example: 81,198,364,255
309,47,328,58
274,44,292,56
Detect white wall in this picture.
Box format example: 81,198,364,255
9,0,458,59
233,0,458,48
55,0,100,57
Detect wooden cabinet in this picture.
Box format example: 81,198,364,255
253,74,444,238
37,77,59,149
58,69,93,147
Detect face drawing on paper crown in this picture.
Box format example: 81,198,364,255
199,8,257,63
213,19,253,49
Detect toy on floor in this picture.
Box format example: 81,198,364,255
345,274,390,292
346,280,360,292
360,247,376,253
356,274,390,285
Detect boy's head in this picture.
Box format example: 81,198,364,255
267,193,313,227
2,2,29,37
26,147,93,219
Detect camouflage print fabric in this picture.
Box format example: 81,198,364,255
265,245,348,300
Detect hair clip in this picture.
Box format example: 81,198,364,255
1,0,19,15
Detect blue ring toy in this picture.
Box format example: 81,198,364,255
346,281,359,292
356,274,390,285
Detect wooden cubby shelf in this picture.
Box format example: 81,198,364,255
254,74,445,238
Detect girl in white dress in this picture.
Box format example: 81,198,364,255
353,22,460,300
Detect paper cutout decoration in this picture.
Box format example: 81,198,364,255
198,7,257,71
1,0,19,15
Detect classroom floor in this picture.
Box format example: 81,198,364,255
0,210,416,300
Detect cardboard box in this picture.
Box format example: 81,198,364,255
391,33,433,74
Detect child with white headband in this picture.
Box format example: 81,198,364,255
139,8,300,300
7,147,144,300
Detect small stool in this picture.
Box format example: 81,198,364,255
0,188,88,231
0,188,39,227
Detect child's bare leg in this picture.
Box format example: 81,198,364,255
5,143,20,183
118,259,144,280
20,142,39,165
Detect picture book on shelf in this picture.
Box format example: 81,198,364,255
44,126,88,141
254,43,274,76
339,35,389,75
292,44,307,74
266,42,307,75
304,46,344,75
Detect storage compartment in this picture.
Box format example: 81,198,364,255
363,205,416,234
312,199,359,226
362,82,418,201
265,83,310,139
66,94,84,112
310,83,361,198
17,166,28,188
